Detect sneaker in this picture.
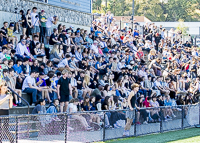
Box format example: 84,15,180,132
114,123,120,128
31,103,35,106
172,114,176,118
13,103,17,107
68,126,74,131
14,31,19,34
143,121,148,124
126,130,130,136
17,103,23,107
123,130,127,136
86,126,93,131
136,122,141,125
167,116,172,120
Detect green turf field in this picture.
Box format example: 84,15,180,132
106,128,200,143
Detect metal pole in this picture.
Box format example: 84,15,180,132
182,106,184,129
64,114,68,143
134,109,136,136
120,20,121,30
160,108,163,133
103,112,106,141
16,116,18,143
132,0,134,30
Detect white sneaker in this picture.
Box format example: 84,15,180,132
172,114,176,118
68,126,74,131
143,121,148,124
14,31,19,34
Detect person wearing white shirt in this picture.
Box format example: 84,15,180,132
46,16,58,37
31,7,40,37
0,46,7,62
91,41,99,54
22,71,43,106
16,39,33,60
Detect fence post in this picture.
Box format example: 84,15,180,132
103,112,106,141
64,113,68,143
134,109,136,136
182,106,184,130
0,118,2,142
160,108,163,133
120,20,121,30
199,103,200,125
16,116,18,143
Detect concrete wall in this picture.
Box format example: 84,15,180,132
48,0,92,13
0,0,92,30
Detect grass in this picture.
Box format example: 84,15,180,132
106,128,200,143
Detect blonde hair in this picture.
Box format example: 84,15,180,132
83,74,90,86
50,44,59,54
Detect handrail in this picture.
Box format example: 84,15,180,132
8,87,30,114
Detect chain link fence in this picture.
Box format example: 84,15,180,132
0,104,199,142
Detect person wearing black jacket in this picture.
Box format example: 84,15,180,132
30,35,39,55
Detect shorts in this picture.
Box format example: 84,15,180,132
126,109,135,119
46,28,52,37
32,26,40,33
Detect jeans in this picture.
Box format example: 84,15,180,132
23,88,42,103
16,54,31,60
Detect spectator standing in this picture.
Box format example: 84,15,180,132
123,84,140,137
19,10,27,36
31,7,40,37
26,9,32,37
57,70,72,112
46,15,58,44
39,10,47,43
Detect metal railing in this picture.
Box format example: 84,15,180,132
8,87,30,114
0,104,199,143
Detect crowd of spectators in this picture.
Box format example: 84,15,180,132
0,8,199,131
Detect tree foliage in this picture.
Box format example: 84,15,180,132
92,0,200,22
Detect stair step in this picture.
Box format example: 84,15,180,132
9,121,40,126
10,129,39,134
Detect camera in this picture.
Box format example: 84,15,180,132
35,15,39,18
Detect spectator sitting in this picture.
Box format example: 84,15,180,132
16,39,34,60
0,47,8,62
0,31,7,47
47,99,60,113
36,72,51,103
49,44,61,63
67,98,93,131
7,23,17,46
22,70,42,106
32,99,46,114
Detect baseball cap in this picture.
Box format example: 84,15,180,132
68,30,72,33
41,10,45,13
70,25,74,28
2,58,8,62
39,72,45,76
77,30,80,33
10,23,14,27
